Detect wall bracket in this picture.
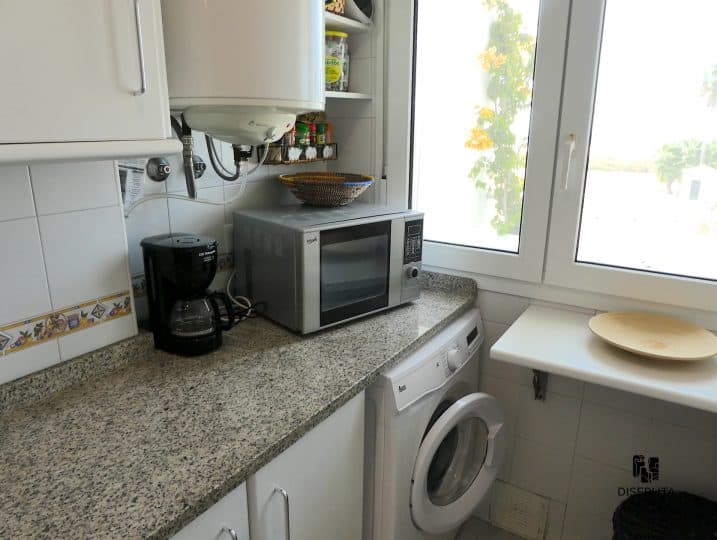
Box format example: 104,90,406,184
532,370,549,401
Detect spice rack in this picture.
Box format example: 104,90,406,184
259,143,339,165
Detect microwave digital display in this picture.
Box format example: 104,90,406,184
403,219,423,264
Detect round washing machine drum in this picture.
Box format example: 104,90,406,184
410,393,505,534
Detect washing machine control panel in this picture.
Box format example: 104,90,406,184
385,309,484,410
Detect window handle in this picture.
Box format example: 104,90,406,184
563,133,576,190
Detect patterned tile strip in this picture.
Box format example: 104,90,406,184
0,291,132,357
132,252,235,298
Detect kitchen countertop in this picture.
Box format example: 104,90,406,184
0,272,476,539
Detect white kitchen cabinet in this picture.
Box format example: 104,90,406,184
248,392,365,540
171,482,250,540
0,0,179,163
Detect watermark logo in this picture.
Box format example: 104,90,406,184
617,455,672,496
633,454,659,483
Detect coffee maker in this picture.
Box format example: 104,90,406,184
141,233,233,356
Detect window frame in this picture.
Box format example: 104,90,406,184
543,0,717,311
400,0,571,283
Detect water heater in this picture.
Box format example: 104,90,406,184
160,0,325,145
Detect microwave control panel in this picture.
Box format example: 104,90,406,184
403,219,424,264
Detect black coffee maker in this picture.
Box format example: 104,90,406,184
141,233,233,356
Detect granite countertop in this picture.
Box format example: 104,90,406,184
0,273,476,539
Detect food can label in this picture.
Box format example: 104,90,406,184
326,56,342,83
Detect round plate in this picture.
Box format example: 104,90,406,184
589,312,717,361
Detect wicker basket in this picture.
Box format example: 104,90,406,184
325,0,345,14
279,172,374,207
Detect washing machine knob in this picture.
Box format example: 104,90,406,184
446,348,462,371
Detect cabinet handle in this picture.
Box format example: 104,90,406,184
563,133,576,190
274,487,291,540
220,526,238,540
132,0,147,96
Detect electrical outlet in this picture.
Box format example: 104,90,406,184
490,481,549,540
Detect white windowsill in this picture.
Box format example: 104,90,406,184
491,304,717,414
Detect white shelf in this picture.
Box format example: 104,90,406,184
325,12,371,33
326,91,372,100
491,305,717,413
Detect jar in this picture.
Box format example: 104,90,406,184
325,31,349,92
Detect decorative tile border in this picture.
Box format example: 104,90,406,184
0,291,132,357
132,252,234,299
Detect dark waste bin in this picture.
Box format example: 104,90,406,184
613,491,717,539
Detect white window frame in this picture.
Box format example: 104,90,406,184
544,0,717,311
386,0,571,282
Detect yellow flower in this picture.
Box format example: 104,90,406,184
479,47,507,70
465,127,494,151
479,107,495,121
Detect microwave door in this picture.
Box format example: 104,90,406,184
319,221,391,327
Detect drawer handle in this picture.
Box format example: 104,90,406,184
221,526,238,540
132,0,147,96
274,487,291,540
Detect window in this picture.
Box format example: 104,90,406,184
406,0,570,281
385,0,717,310
545,0,717,310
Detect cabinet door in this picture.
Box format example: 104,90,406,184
248,392,365,540
171,482,250,540
0,0,171,144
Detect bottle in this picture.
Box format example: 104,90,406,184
316,123,327,145
296,123,310,146
309,123,317,145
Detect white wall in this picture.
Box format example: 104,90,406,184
475,289,717,540
0,135,297,384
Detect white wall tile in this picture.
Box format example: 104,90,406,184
649,421,717,501
483,321,527,382
477,291,530,325
31,161,119,215
39,206,131,309
575,402,651,470
0,341,61,385
0,218,52,324
168,186,225,250
545,500,566,540
650,400,717,442
58,313,136,361
124,197,170,277
567,457,633,520
583,383,655,417
561,505,613,540
0,165,35,221
516,387,582,452
510,437,574,502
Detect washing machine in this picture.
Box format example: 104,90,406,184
364,308,505,540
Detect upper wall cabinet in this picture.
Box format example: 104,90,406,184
0,0,180,164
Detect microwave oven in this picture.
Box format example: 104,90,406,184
233,204,424,333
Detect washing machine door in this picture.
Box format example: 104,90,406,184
410,392,505,534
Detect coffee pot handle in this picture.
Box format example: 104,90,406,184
209,292,235,331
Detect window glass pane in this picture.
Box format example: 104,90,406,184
577,0,717,281
411,0,540,253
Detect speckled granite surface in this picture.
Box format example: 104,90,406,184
0,273,476,539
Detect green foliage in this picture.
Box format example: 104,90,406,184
465,0,535,235
656,140,717,190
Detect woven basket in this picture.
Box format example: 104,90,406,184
325,0,345,14
279,172,374,207
613,491,717,539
